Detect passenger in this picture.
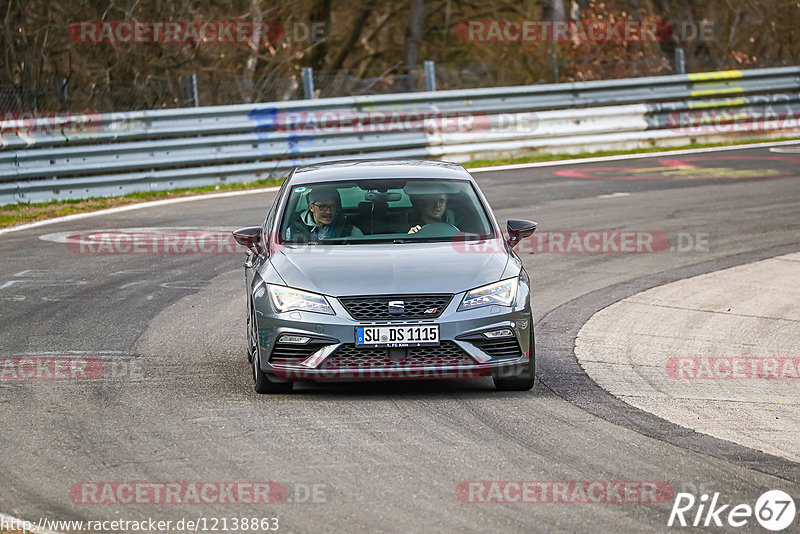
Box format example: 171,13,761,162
406,193,455,234
288,186,363,240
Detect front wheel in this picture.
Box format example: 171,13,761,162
249,303,292,394
252,350,293,394
493,326,535,391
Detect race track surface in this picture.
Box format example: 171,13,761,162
1,146,799,532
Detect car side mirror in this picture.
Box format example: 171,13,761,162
506,219,537,249
233,226,264,255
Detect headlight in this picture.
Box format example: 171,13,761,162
458,278,518,311
267,284,334,315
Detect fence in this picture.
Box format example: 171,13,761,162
7,50,795,114
0,65,799,205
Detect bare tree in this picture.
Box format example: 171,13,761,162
327,1,377,72
308,0,331,71
542,0,566,21
2,0,798,111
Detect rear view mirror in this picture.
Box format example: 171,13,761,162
232,226,263,254
506,219,537,249
365,191,402,202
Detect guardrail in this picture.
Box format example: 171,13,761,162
1,66,799,205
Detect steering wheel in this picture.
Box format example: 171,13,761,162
409,221,460,238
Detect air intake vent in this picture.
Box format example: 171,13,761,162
470,337,522,359
339,294,452,320
269,341,331,365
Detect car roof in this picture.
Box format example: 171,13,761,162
289,159,473,184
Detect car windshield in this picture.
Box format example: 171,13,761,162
278,178,494,244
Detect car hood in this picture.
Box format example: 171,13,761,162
269,241,510,296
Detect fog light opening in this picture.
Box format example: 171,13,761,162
483,328,514,339
278,335,311,344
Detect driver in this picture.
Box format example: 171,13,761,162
406,193,455,234
288,186,363,240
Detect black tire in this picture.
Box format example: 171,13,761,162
252,350,293,394
249,303,293,394
493,325,535,391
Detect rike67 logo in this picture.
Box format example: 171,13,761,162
668,490,796,531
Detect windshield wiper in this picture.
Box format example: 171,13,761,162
301,238,354,245
404,237,452,243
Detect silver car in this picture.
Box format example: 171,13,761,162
233,160,537,393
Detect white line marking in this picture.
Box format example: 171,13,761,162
110,269,156,276
13,270,54,277
468,139,800,173
119,281,145,289
0,281,22,290
159,281,205,289
597,192,631,198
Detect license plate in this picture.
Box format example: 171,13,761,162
355,325,440,348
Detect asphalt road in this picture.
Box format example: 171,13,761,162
1,145,799,533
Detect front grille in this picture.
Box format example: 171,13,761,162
339,294,452,320
269,341,330,365
322,342,475,369
470,337,523,359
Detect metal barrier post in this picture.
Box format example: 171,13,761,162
550,53,560,82
675,48,686,74
302,67,316,99
424,61,437,91
185,73,199,107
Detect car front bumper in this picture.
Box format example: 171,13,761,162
253,285,533,382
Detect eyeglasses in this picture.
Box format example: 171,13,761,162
312,202,338,212
427,198,447,207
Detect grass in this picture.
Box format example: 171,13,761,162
2,135,798,229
